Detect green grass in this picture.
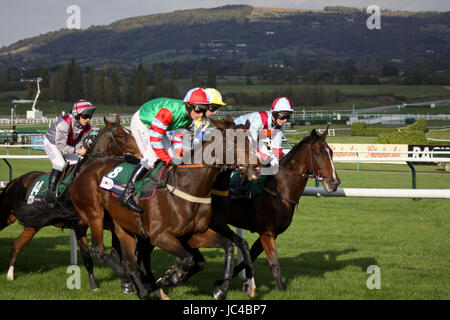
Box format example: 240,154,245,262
0,164,449,300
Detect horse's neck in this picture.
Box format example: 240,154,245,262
269,143,310,205
173,167,220,197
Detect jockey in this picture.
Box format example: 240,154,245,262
233,97,293,170
43,99,96,203
119,87,210,213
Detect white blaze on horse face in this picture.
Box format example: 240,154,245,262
326,148,337,181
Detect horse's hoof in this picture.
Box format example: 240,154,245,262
242,278,256,298
88,275,98,291
121,282,134,294
213,287,227,300
156,276,170,287
6,266,14,281
154,288,171,300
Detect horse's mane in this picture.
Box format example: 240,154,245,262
279,132,318,166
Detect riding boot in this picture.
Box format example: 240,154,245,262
46,169,62,204
118,163,149,213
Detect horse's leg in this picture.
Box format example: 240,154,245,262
112,224,152,300
89,218,131,293
260,231,283,291
110,230,133,294
154,232,195,287
135,235,169,300
233,235,264,276
0,212,16,232
188,229,235,300
73,224,98,291
7,227,38,280
210,222,256,298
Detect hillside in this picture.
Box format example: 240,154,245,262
0,5,449,67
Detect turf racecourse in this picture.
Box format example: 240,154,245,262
0,164,448,300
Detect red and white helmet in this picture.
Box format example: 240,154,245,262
271,97,293,113
183,87,210,106
72,99,96,117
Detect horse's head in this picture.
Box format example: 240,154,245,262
87,115,142,158
210,118,260,182
281,127,340,192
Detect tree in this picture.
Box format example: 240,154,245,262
84,67,96,102
133,64,148,105
109,68,121,105
382,65,399,77
54,67,67,102
65,59,83,101
206,69,217,88
120,76,130,106
96,69,105,104
154,65,163,98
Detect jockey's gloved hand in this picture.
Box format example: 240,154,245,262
168,159,179,167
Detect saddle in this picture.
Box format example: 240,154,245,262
100,161,167,200
26,163,77,205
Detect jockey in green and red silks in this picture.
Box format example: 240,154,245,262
119,88,210,213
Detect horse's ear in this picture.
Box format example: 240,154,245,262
211,119,225,129
311,129,318,137
115,114,121,124
244,120,251,129
322,126,329,140
104,116,112,128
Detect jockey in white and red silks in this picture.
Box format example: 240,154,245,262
234,97,293,171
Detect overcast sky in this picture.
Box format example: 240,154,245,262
1,0,449,48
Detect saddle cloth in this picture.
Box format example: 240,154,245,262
26,168,75,204
100,161,166,200
225,171,268,199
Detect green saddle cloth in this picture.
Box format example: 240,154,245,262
229,170,268,198
26,169,75,204
100,161,166,199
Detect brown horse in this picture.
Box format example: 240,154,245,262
66,119,259,300
224,128,340,291
3,116,141,291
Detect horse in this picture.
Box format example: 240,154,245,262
224,128,340,291
2,115,141,292
155,120,259,297
62,119,260,300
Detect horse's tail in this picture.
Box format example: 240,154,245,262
14,200,81,229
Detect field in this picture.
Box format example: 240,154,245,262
0,103,448,301
0,156,449,300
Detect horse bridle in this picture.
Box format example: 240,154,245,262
261,140,324,206
85,125,127,158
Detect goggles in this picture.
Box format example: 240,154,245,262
80,114,92,120
192,105,207,114
208,105,220,112
276,113,291,121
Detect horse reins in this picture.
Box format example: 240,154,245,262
262,141,322,206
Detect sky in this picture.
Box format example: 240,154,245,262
1,0,449,48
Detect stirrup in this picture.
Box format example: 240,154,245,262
125,197,143,213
